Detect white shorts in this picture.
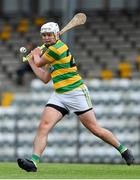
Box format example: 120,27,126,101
46,84,93,116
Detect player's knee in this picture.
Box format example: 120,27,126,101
38,120,51,131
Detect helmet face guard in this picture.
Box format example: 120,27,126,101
40,22,60,35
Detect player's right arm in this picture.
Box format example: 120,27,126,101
31,47,51,67
28,58,51,84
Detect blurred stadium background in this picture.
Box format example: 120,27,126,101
0,0,140,165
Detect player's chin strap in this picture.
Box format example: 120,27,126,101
46,33,59,44
55,32,60,40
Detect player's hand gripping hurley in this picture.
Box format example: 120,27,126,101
20,13,87,62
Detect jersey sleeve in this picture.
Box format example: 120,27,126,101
42,46,60,63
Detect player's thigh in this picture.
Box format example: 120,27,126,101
78,109,100,129
39,106,63,130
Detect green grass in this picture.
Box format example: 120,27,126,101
0,163,139,179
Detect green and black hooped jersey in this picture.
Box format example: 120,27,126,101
43,40,84,93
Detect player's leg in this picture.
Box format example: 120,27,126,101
17,105,66,172
79,109,120,147
33,106,63,156
78,109,134,165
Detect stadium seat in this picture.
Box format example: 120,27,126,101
34,17,46,27
1,92,14,107
16,19,29,34
117,60,132,78
100,69,114,80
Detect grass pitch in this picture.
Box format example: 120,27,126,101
0,162,139,179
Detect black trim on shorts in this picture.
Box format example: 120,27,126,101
75,108,93,116
46,103,69,116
